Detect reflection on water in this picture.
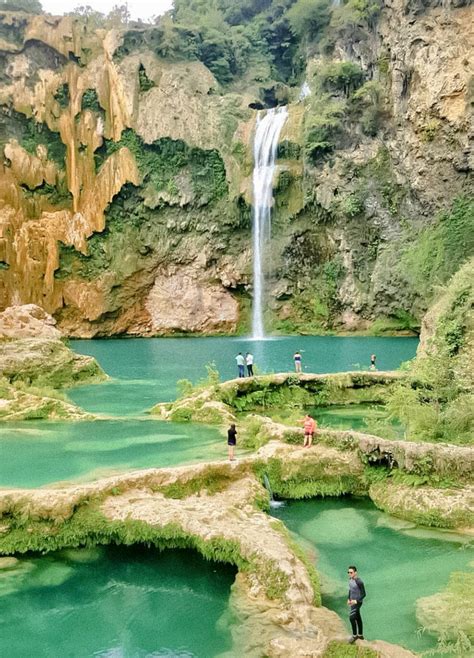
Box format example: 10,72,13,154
0,546,236,658
272,497,473,654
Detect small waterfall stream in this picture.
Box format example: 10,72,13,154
251,106,288,339
263,473,285,509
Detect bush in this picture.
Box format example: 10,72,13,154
286,0,331,41
1,0,43,13
319,61,365,97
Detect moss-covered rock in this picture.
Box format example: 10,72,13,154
368,481,474,529
0,337,106,388
0,380,93,421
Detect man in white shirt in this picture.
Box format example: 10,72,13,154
236,352,245,377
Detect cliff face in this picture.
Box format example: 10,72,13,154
0,3,472,336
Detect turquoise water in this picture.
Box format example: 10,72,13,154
272,497,473,653
0,419,227,488
311,404,403,438
0,545,236,657
69,336,418,415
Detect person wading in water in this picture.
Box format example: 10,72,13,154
347,565,366,643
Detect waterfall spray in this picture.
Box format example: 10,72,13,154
251,106,288,339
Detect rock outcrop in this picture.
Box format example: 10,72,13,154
152,370,404,423
0,303,106,419
0,304,62,339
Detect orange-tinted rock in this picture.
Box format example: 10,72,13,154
0,304,61,340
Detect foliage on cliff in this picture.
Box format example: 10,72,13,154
386,259,474,445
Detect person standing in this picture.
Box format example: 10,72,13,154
246,352,254,377
236,352,245,378
300,414,317,447
227,424,237,461
370,354,376,370
347,565,366,643
294,350,302,373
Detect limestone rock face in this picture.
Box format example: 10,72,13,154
0,6,472,335
0,304,61,339
145,270,239,334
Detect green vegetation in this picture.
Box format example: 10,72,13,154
21,180,72,208
241,416,273,450
158,464,247,499
274,256,346,333
328,0,382,42
19,115,66,167
382,259,473,445
177,362,221,399
417,572,474,644
399,197,474,303
323,641,378,658
304,94,345,163
350,80,385,136
138,65,155,92
81,88,102,114
286,0,331,42
370,311,419,335
97,130,227,205
319,61,364,97
369,480,472,529
0,0,43,13
253,456,366,500
56,130,229,281
53,82,69,109
216,373,394,414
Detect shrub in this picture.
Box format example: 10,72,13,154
319,61,365,97
286,0,331,41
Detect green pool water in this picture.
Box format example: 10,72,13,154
68,336,418,415
312,404,404,438
0,545,236,657
0,419,228,488
272,497,473,654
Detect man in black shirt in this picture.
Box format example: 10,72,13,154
347,565,366,643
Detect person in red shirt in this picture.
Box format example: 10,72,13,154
300,414,317,447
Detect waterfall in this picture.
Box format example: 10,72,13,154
251,106,288,339
263,473,285,509
299,81,311,100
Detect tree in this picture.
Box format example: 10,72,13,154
286,0,331,41
106,4,130,28
0,0,43,13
